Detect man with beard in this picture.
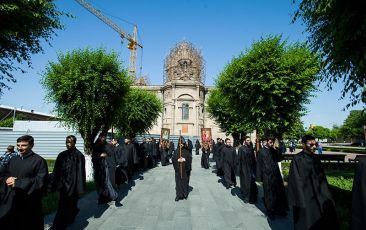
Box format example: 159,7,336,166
256,136,288,219
288,135,339,230
124,137,137,180
221,138,237,189
50,135,86,230
0,135,48,230
92,133,118,204
237,136,257,203
213,138,224,176
172,136,192,201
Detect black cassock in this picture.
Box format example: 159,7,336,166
238,145,258,203
195,141,201,155
0,151,48,230
172,148,192,199
351,157,366,230
187,139,193,155
256,147,288,215
51,148,86,230
222,145,237,187
92,142,118,203
214,143,224,175
288,150,339,230
115,144,129,185
160,147,169,166
201,148,210,169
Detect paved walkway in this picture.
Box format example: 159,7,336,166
45,154,293,230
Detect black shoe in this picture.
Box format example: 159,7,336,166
175,197,179,202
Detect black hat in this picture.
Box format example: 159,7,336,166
178,136,186,145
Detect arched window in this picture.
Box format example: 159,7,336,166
182,103,189,120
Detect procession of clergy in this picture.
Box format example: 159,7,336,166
0,133,365,230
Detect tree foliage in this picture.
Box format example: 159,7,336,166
306,125,331,140
113,88,163,137
293,0,366,107
42,48,131,154
211,35,319,138
206,88,251,135
0,0,67,97
340,110,366,140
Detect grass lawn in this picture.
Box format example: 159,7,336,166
42,181,95,215
42,160,95,215
282,162,354,230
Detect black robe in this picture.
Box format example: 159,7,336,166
256,147,288,215
92,142,118,203
187,139,193,155
124,143,137,178
238,145,257,203
214,143,224,175
51,148,86,229
201,148,210,169
0,151,48,230
195,141,201,155
351,157,366,230
172,148,192,199
160,146,169,166
169,141,175,159
222,145,237,187
288,150,339,230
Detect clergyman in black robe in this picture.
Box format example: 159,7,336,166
222,138,237,189
351,156,366,230
288,135,339,230
213,138,224,176
172,136,192,201
92,134,118,204
201,143,210,169
124,137,137,180
238,136,257,203
0,135,48,230
195,140,201,155
50,135,86,230
256,136,288,218
187,138,193,155
159,139,170,166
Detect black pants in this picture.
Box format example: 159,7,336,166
52,190,79,230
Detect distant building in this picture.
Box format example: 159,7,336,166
137,41,226,139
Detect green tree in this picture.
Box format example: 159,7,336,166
283,117,305,140
207,88,251,135
329,124,341,142
0,0,67,96
306,125,331,140
340,110,366,140
214,35,319,138
293,0,366,107
42,48,131,154
113,88,163,137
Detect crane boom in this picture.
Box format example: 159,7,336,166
74,0,143,78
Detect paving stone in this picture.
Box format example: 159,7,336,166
44,153,292,230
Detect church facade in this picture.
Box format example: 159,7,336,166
137,41,226,138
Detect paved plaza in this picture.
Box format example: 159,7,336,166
45,154,293,230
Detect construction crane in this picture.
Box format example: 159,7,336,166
74,0,143,79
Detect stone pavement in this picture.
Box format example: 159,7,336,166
45,154,293,230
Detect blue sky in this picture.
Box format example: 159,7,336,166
0,0,363,128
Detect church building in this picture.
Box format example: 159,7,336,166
137,41,226,139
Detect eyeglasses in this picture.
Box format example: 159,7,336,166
306,143,316,147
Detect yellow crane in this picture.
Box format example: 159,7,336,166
74,0,143,79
